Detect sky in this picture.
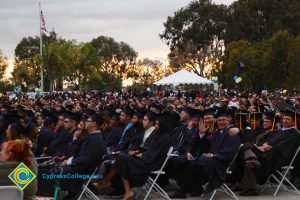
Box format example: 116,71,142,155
0,0,234,61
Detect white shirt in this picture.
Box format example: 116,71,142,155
142,126,155,146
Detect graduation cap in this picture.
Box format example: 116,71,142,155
235,110,250,130
122,108,135,118
181,106,197,117
149,103,163,113
41,109,59,123
144,111,157,122
90,114,104,126
215,108,231,118
111,113,120,121
18,109,35,119
133,111,144,119
283,107,299,128
263,111,278,131
192,109,203,120
203,108,216,117
65,111,81,123
83,109,96,119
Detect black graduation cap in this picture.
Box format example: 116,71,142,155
122,108,134,118
282,106,299,128
133,111,144,119
181,106,197,116
264,111,279,131
65,111,81,123
1,103,13,110
111,113,120,121
41,109,59,123
145,111,157,122
216,108,231,118
203,108,216,117
18,109,35,118
192,109,203,120
150,103,163,112
250,112,263,120
3,111,20,124
90,114,104,126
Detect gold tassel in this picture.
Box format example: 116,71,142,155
271,117,275,131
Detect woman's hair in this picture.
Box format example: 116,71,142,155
9,122,25,140
5,139,31,166
155,116,173,135
100,111,111,131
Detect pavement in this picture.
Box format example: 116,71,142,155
87,182,300,200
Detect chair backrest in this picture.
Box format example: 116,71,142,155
226,147,240,174
157,146,173,172
287,145,300,169
0,186,23,200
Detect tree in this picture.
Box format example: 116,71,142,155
225,0,300,44
90,36,138,82
160,0,227,77
219,30,299,90
60,41,98,91
0,49,8,80
13,31,65,89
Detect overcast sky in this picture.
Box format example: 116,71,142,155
0,0,234,59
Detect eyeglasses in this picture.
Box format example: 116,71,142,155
64,120,72,123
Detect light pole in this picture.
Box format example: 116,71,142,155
155,57,167,77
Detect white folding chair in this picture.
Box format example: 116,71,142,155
77,155,107,200
77,165,101,200
0,186,23,200
208,149,240,200
261,145,300,196
143,146,173,200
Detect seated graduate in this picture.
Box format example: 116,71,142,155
43,112,77,157
238,108,300,196
0,139,38,200
170,109,240,198
93,115,173,200
59,114,107,199
127,112,157,155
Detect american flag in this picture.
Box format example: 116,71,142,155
41,10,50,36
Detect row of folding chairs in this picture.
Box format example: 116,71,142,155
76,145,300,200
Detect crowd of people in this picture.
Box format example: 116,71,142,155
0,88,300,200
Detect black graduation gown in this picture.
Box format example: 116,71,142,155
172,124,194,153
262,128,300,177
102,126,122,149
196,125,240,189
112,133,172,187
166,128,211,179
70,131,107,173
115,123,136,151
35,126,55,156
44,128,73,156
62,138,82,158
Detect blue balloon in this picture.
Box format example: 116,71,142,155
233,75,238,81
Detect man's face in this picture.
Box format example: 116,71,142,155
84,117,96,132
180,111,190,122
120,112,130,123
36,116,44,127
282,116,295,128
142,116,153,129
64,118,76,130
131,116,140,124
217,117,230,130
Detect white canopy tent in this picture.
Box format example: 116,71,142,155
153,69,212,86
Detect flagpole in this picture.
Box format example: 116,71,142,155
39,1,44,92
